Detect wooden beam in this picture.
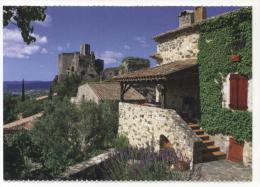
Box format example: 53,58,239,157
120,82,124,101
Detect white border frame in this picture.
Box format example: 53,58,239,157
1,1,259,187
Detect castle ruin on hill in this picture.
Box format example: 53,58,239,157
58,44,104,82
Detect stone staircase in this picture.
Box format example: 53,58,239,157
188,123,226,162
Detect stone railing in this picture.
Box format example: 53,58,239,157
118,102,202,166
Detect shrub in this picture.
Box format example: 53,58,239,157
99,101,119,147
77,100,119,152
53,74,81,98
112,135,129,149
4,93,18,123
77,101,103,154
4,130,41,180
15,99,43,118
31,98,81,175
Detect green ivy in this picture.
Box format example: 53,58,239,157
197,7,252,141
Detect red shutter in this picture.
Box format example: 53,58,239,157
229,74,239,109
238,75,248,110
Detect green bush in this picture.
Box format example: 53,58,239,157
99,101,119,147
31,98,81,175
29,99,119,176
4,93,18,123
112,135,129,149
77,100,119,152
4,130,41,180
53,74,81,98
15,99,43,118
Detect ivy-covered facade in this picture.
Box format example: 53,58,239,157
197,7,252,141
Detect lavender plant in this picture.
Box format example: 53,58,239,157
100,147,201,181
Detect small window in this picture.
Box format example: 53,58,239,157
71,66,74,72
229,74,248,110
82,95,85,100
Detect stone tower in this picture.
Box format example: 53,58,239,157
58,44,104,82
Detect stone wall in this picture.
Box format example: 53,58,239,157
71,83,99,104
165,74,199,120
210,134,229,154
156,32,199,65
243,141,252,167
118,102,202,166
209,133,252,167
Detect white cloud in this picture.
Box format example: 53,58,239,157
3,28,48,59
57,46,63,51
123,45,131,50
134,36,150,48
97,51,124,65
66,43,71,48
40,48,48,54
35,14,52,27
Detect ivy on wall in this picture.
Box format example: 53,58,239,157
197,7,252,141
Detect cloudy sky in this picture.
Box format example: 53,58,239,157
3,6,240,81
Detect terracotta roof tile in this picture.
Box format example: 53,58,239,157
87,82,145,101
114,59,197,81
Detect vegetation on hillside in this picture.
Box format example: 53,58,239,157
4,98,119,179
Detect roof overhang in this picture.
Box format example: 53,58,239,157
113,59,197,83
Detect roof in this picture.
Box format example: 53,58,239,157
4,112,43,131
36,93,57,101
154,8,245,42
87,82,145,101
114,59,197,82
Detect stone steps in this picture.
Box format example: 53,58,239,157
202,140,215,146
188,123,226,162
193,129,205,135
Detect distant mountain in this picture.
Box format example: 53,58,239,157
4,81,52,95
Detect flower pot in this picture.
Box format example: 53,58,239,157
230,55,241,62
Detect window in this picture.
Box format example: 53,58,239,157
229,74,248,110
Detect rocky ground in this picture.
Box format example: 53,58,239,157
195,159,252,181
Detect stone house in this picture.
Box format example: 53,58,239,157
71,82,145,105
114,7,252,167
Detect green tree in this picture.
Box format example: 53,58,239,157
4,93,18,124
21,79,25,102
48,86,53,100
31,98,81,175
53,74,81,98
3,6,47,44
15,99,43,118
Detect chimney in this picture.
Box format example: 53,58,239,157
80,44,90,55
178,10,195,27
194,7,206,23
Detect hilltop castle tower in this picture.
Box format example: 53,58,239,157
58,44,104,82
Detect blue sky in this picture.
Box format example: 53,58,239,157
3,6,241,81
